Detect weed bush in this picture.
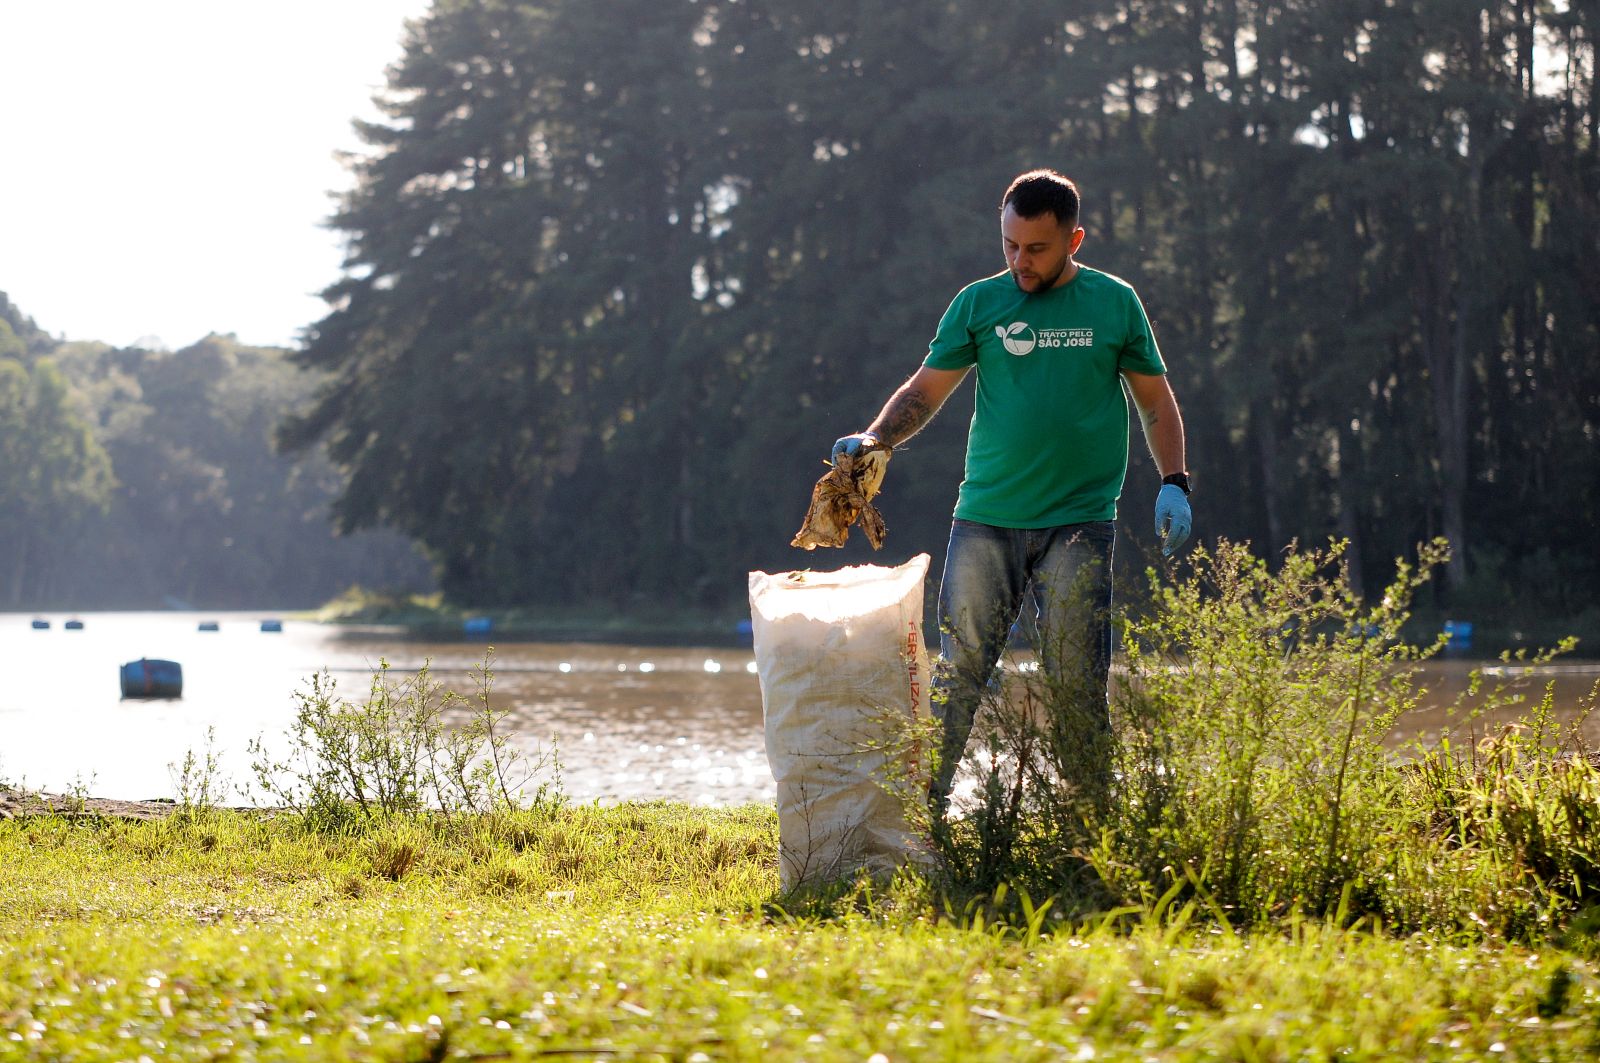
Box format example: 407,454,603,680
247,652,561,832
1093,538,1448,922
1385,697,1599,939
169,725,228,816
917,537,1600,940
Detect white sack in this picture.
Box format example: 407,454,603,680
748,554,932,890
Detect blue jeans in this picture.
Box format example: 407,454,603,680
929,518,1115,810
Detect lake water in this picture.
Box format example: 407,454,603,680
0,612,770,806
2,612,1595,806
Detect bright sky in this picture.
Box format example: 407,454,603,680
0,1,432,350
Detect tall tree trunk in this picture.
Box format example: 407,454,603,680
1252,394,1284,550
1335,421,1365,598
1421,231,1470,594
678,450,693,553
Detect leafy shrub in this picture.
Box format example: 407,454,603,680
247,652,561,832
916,536,1599,939
1092,538,1448,921
1384,690,1598,937
169,725,228,816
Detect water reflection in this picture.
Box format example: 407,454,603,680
437,645,768,804
1379,658,1600,748
0,614,768,805
1,612,1594,805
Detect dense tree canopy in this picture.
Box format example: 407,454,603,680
0,308,431,609
0,352,114,606
285,0,1597,622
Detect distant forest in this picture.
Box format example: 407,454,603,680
6,0,1597,630
0,295,430,609
283,0,1597,628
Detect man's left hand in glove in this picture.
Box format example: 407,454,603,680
1155,475,1192,557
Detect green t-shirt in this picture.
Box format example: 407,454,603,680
923,266,1166,528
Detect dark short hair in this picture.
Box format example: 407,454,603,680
1001,169,1080,229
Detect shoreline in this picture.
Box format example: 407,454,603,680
1,789,189,820
0,789,778,822
0,789,281,821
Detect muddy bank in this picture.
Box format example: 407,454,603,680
0,789,259,821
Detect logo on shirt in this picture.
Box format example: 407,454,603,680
996,322,1036,356
1041,328,1094,348
996,323,1095,355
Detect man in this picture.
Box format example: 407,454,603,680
831,169,1192,813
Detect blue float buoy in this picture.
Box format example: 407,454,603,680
120,658,183,700
198,621,220,632
463,616,493,637
64,618,85,631
259,619,283,633
30,618,50,630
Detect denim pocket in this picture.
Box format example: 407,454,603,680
949,518,1009,541
1075,520,1116,546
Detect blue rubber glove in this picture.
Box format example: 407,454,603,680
1155,484,1192,557
831,431,881,466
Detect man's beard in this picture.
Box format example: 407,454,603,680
1012,257,1068,292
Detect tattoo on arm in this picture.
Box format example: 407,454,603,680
1130,399,1156,435
872,388,935,446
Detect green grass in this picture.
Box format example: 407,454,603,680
31,539,1586,1058
3,805,1599,1061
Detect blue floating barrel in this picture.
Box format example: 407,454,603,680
198,621,220,632
31,618,50,630
463,616,493,637
1443,620,1474,652
64,618,85,630
120,658,183,700
259,619,283,633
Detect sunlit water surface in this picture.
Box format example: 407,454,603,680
0,613,768,805
2,613,1595,806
